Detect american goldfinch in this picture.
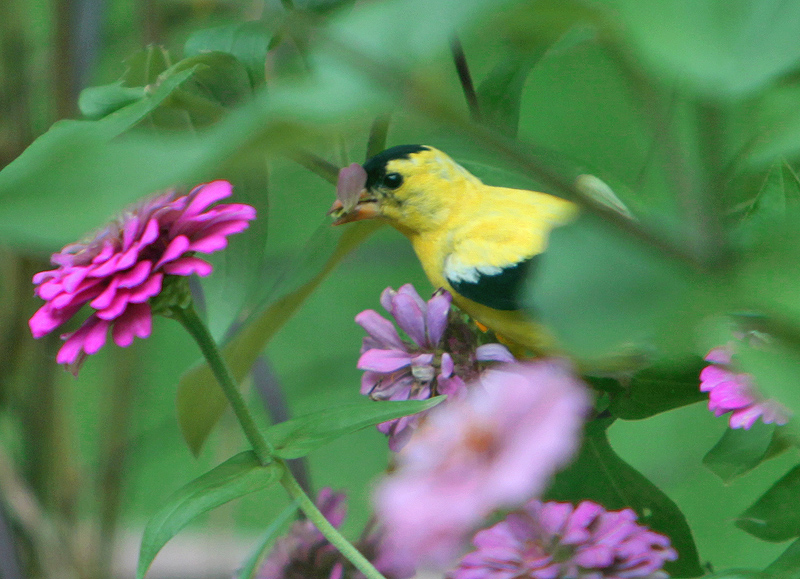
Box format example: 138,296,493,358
329,144,578,354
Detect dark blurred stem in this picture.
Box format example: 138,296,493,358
695,99,729,268
287,150,340,184
0,501,24,579
450,36,481,122
252,356,311,496
53,0,76,119
139,0,162,45
366,114,391,159
94,345,137,579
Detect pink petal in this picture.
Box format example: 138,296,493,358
187,233,230,253
161,257,213,277
336,163,368,211
425,291,452,346
116,260,153,288
89,278,121,310
355,310,405,350
112,303,152,346
182,181,233,218
129,272,163,302
391,293,428,347
95,290,131,320
29,304,81,337
358,349,414,373
154,235,190,268
476,343,516,362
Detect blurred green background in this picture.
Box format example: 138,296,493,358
3,0,800,578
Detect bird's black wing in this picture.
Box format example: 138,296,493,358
447,255,538,311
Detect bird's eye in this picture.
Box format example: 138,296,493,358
383,173,403,189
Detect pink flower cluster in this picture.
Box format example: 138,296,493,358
357,284,513,450
451,499,678,579
374,360,591,575
29,181,255,373
700,346,790,429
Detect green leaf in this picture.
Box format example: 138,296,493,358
546,430,703,577
78,83,146,119
703,422,777,483
765,537,800,578
172,52,253,110
526,215,693,361
477,50,539,138
607,357,708,420
136,452,282,579
177,221,381,455
605,0,800,96
736,160,800,247
737,464,800,542
267,397,445,459
184,21,272,87
122,45,172,87
0,67,198,246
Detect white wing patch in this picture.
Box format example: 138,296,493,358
444,254,503,284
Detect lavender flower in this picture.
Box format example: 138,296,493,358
256,489,395,579
700,346,790,429
450,499,678,579
374,361,591,575
29,181,256,374
356,284,514,451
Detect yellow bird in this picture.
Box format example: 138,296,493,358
329,144,578,355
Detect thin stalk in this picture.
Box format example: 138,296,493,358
173,304,387,579
366,114,392,159
450,36,480,121
172,305,274,464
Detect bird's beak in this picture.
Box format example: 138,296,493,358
328,189,379,225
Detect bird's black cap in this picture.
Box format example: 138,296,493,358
363,144,429,189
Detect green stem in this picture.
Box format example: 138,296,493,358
281,470,387,579
173,305,274,464
174,304,387,579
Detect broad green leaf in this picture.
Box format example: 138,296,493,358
184,21,272,87
122,45,172,86
177,221,381,456
547,429,703,577
526,215,693,361
703,422,777,483
238,502,299,579
607,357,707,420
766,537,800,578
0,67,198,246
267,397,445,459
738,465,800,542
136,452,282,579
735,160,800,248
78,83,146,119
477,50,538,138
605,0,800,96
172,52,253,110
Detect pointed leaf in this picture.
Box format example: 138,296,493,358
607,356,707,420
78,83,146,119
477,50,539,138
737,465,800,542
267,397,445,459
546,429,703,577
765,537,800,578
177,221,381,455
137,451,282,579
184,21,272,87
703,422,779,483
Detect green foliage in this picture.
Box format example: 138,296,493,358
765,538,800,578
266,397,444,459
703,423,791,483
547,427,703,577
184,21,272,87
738,465,800,542
136,451,283,579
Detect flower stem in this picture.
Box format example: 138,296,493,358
174,304,388,579
281,469,387,579
172,305,274,464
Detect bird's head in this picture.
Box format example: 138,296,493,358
329,145,481,235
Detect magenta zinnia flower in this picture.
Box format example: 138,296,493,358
29,180,256,374
374,360,591,575
356,284,514,451
700,346,790,429
450,499,678,579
